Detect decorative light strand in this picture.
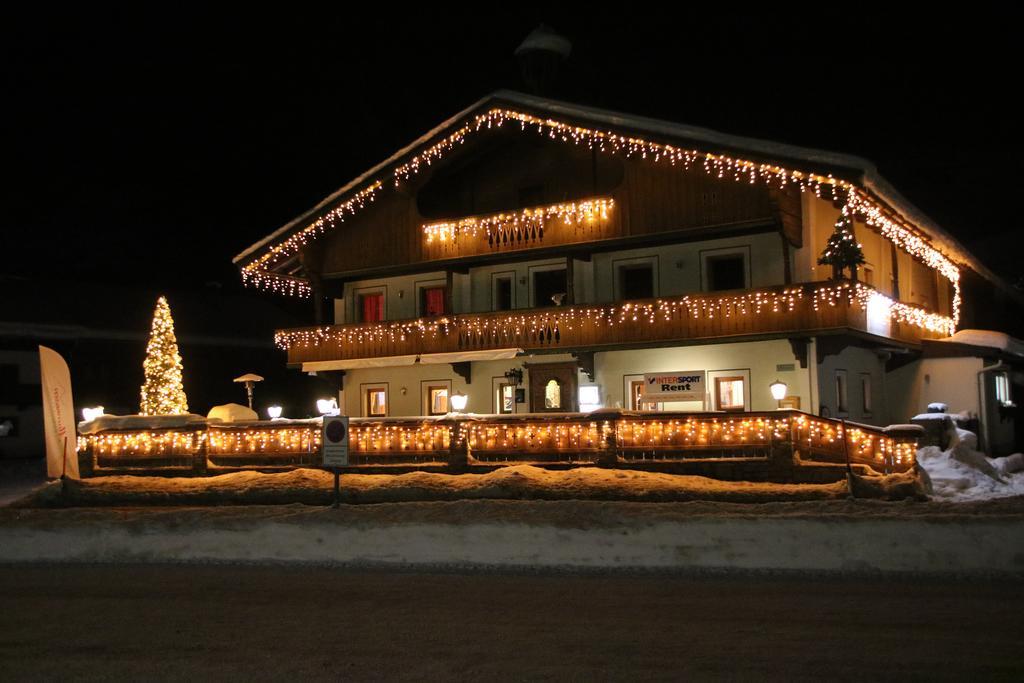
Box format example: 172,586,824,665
423,198,614,245
78,412,915,471
274,281,954,352
238,107,961,324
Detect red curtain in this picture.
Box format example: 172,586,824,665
361,294,384,322
423,287,446,317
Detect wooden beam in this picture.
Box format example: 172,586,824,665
565,256,575,305
573,351,595,381
451,361,471,384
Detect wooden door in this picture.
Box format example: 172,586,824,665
527,362,578,413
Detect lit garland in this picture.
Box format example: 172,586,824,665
239,107,962,326
274,281,954,352
423,198,613,245
139,296,189,416
77,412,915,471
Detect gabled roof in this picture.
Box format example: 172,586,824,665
233,90,993,286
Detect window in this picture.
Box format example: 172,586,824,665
544,379,562,409
358,293,384,322
494,276,513,311
862,266,874,287
706,254,746,291
496,383,515,414
995,372,1012,406
835,370,849,414
364,387,387,417
619,264,654,300
424,385,449,415
420,286,447,317
861,374,872,414
579,385,601,412
533,269,567,307
715,376,745,412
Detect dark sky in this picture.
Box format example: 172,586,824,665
5,7,1023,292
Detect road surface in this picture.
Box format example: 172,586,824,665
1,565,1021,680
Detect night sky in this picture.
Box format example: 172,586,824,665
6,8,1023,293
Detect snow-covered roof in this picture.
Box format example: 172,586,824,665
936,329,1024,357
232,90,998,288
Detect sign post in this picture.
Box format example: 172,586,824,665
322,415,349,508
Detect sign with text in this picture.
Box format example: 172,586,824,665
641,371,706,405
322,415,350,467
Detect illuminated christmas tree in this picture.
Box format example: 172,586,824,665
139,296,189,415
818,212,865,280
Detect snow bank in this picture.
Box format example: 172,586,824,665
13,465,926,508
917,440,1024,502
207,403,258,423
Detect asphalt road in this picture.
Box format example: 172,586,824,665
0,566,1021,681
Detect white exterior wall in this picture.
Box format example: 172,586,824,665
815,346,888,425
887,357,984,422
335,232,789,325
595,340,809,412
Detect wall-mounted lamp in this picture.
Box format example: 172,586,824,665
267,405,283,420
316,398,339,416
449,391,468,412
503,367,524,387
769,379,788,401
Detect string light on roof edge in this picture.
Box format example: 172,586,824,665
239,107,961,327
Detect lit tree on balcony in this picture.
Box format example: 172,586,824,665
818,212,865,280
139,296,189,415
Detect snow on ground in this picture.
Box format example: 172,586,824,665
11,465,928,508
917,446,1024,502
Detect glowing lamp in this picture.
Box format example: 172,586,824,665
769,380,788,401
449,392,468,412
267,405,283,420
316,398,339,416
82,406,105,422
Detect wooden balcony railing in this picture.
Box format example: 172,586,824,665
277,281,953,365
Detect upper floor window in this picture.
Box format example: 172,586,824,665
494,275,514,311
835,370,849,414
705,253,747,291
420,285,447,317
359,292,384,322
533,268,567,307
619,263,655,300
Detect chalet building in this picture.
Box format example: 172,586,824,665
234,91,1024,454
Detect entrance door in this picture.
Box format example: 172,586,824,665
527,362,579,413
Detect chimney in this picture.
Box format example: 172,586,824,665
514,24,571,96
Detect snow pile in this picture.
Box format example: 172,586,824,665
916,424,1024,502
14,465,926,508
936,329,1024,356
77,413,207,434
207,403,258,423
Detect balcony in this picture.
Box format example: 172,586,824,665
277,281,954,366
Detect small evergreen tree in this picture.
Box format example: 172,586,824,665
818,213,865,279
139,296,189,415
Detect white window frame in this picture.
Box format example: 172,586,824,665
613,256,658,301
835,370,849,416
361,382,389,417
491,271,517,311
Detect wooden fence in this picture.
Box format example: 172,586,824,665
78,409,916,476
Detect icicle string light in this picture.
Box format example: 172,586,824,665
423,198,613,245
77,412,915,471
240,107,961,325
275,281,954,352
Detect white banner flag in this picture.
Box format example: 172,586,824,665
38,345,79,479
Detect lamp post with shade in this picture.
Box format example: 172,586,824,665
233,373,264,410
449,391,468,413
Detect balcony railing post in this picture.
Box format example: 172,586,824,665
591,409,621,467
447,417,470,471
